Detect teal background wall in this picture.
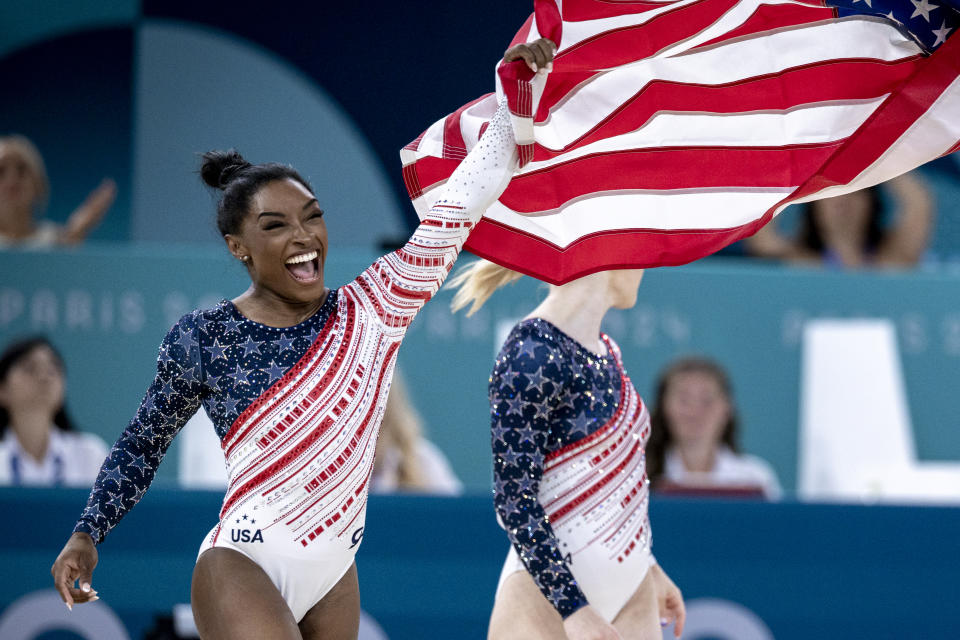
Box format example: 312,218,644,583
2,248,959,493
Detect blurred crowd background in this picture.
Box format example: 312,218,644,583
2,2,960,639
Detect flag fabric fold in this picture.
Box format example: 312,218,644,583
401,0,960,284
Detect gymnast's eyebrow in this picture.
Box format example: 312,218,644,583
257,211,285,219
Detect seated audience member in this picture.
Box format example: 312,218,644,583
746,172,933,269
0,134,115,248
370,372,462,495
647,356,781,499
0,337,108,486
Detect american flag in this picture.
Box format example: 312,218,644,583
401,0,960,284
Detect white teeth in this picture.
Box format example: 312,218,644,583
285,250,318,265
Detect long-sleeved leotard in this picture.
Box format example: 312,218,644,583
74,101,518,573
490,318,653,621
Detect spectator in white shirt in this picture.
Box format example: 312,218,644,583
646,356,781,500
0,336,108,486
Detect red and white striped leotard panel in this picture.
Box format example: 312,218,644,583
540,338,653,589
209,220,474,554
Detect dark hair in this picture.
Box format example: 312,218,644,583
646,356,738,487
0,336,76,436
199,149,316,236
798,186,885,255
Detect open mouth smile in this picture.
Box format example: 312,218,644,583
284,250,321,283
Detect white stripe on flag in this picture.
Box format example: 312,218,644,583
790,75,960,203
519,98,886,173
556,0,702,52
536,19,920,147
482,188,795,246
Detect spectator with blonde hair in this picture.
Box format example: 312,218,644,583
0,134,115,248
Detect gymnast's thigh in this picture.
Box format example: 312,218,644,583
297,562,360,640
611,569,661,640
488,570,567,640
192,547,301,640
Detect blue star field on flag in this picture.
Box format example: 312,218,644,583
828,0,959,52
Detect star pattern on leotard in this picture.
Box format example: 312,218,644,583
74,293,340,544
490,318,622,619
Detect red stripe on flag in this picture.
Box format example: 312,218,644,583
442,94,491,160
402,163,423,199
694,4,835,50
536,71,596,120
558,0,668,21
781,32,960,202
464,217,760,284
534,0,564,47
500,143,841,212
403,157,459,197
556,0,738,71
532,57,919,159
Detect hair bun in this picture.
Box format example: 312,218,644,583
200,149,252,189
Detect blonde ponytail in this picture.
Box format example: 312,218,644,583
448,259,523,316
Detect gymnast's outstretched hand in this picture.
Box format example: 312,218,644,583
503,37,557,73
51,531,99,610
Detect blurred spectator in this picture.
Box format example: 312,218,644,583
647,356,781,499
746,172,934,268
370,372,462,495
0,337,108,486
0,134,115,248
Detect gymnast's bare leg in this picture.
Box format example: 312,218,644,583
192,548,359,640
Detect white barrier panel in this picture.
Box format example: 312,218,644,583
799,318,960,503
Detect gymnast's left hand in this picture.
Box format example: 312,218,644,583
51,532,100,610
650,563,685,638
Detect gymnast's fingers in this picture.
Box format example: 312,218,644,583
52,561,76,610
529,41,549,71
670,591,686,637
504,44,539,72
530,38,556,71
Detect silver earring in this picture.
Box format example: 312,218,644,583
241,255,250,262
